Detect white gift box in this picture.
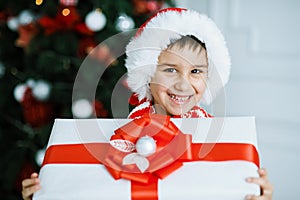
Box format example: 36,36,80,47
33,117,260,200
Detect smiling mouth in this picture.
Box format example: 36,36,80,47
168,93,192,104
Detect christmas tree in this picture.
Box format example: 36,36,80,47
0,0,174,198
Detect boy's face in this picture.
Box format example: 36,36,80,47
150,44,208,115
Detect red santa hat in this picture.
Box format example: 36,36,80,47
125,8,231,105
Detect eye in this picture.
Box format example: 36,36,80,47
164,68,177,73
191,69,203,74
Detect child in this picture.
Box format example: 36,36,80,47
22,8,273,200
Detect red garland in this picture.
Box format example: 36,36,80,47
38,6,93,36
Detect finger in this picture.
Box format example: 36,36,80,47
22,177,40,189
248,177,272,190
262,181,274,196
246,168,273,199
247,176,266,186
257,168,268,178
245,194,260,200
245,194,270,200
22,173,39,189
30,172,39,178
257,168,274,195
247,169,270,189
22,185,41,200
246,177,273,197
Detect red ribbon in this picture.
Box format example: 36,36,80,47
42,114,260,200
107,114,193,176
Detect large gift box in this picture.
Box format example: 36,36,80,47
33,115,260,200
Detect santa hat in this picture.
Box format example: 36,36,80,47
125,8,231,105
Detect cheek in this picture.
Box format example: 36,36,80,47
151,73,172,90
150,83,167,96
150,84,168,104
194,79,207,94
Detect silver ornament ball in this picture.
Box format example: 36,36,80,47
32,80,51,101
18,10,35,25
115,14,135,32
85,10,107,31
136,136,156,157
13,84,27,102
7,17,19,31
72,99,93,118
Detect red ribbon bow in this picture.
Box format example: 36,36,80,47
104,114,193,184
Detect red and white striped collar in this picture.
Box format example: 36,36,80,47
128,101,212,119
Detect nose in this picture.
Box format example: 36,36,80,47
173,75,193,92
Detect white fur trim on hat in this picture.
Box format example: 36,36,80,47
125,8,231,105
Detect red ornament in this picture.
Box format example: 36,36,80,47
93,100,109,118
60,0,78,6
15,23,39,49
146,1,160,12
132,0,148,15
132,0,163,15
21,88,54,128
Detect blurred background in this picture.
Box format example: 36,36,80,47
0,0,299,199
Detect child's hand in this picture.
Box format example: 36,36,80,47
245,168,274,200
22,172,41,200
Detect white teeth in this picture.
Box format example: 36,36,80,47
169,94,190,102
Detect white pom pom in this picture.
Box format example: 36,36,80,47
14,84,27,102
32,80,51,101
72,99,93,118
115,13,135,32
18,10,35,25
85,9,106,31
7,17,19,31
35,148,46,166
136,136,156,157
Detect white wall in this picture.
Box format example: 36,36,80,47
175,0,300,199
